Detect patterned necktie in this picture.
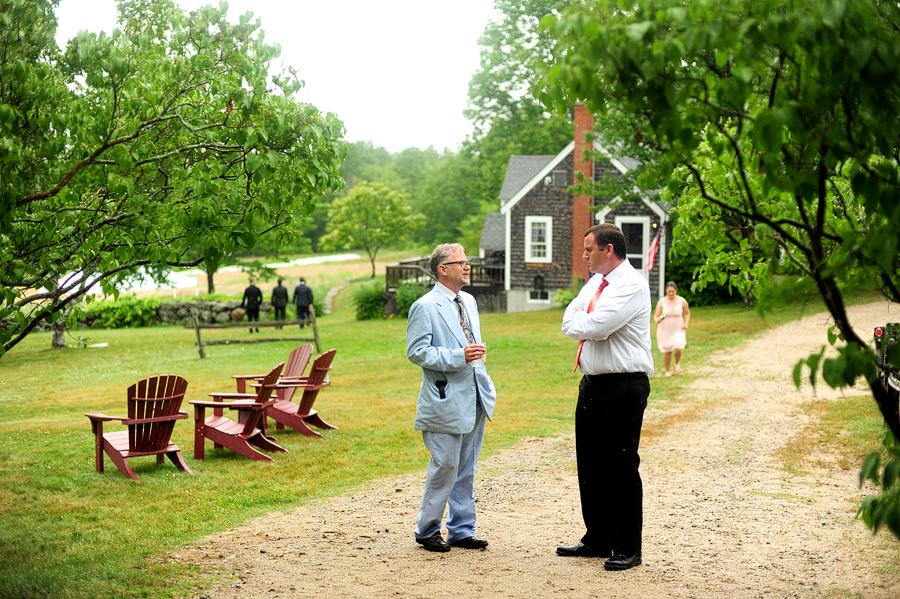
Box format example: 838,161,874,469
455,295,476,344
573,279,609,372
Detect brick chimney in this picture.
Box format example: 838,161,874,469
572,104,594,285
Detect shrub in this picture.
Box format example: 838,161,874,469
554,287,578,308
395,282,429,317
665,252,744,307
311,286,327,319
353,282,384,320
85,295,161,328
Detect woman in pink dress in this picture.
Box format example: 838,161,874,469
653,281,691,376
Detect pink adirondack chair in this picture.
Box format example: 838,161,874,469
85,375,193,481
267,349,338,438
190,362,288,461
231,344,314,394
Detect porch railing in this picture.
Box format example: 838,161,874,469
385,257,504,292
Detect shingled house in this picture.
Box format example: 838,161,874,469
484,104,668,312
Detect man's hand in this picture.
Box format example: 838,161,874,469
464,343,487,363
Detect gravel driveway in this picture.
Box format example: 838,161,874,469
177,301,900,598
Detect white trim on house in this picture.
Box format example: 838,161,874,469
656,222,667,299
504,210,512,291
614,215,651,280
596,195,666,223
592,142,634,176
524,215,553,263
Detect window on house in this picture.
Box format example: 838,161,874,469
551,170,567,188
528,290,550,303
525,216,552,263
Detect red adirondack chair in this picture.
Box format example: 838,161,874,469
190,362,288,461
85,375,193,481
267,349,338,438
231,344,314,395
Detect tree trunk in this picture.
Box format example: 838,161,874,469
206,267,215,294
50,316,66,349
742,290,755,309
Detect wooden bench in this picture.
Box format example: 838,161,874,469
187,306,321,358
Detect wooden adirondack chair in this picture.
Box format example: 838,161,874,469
85,375,193,481
267,349,338,438
231,344,314,395
190,362,288,461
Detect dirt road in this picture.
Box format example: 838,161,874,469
177,301,900,598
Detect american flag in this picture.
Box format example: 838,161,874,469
646,224,665,273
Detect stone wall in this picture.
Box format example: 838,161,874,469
0,300,277,337
78,300,274,328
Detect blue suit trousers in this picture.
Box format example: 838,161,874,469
415,403,486,542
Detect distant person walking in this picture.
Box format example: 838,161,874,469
293,278,313,329
242,277,263,333
653,281,691,376
271,278,289,328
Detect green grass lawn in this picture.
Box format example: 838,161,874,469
0,285,886,598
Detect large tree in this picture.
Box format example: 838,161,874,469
319,181,422,277
462,0,575,202
0,0,345,355
539,0,900,538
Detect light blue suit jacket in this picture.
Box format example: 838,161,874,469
406,286,497,434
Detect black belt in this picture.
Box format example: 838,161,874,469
583,372,647,384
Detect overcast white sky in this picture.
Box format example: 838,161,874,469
54,0,499,153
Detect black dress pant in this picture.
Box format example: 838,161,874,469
246,307,260,331
575,372,649,556
297,305,310,327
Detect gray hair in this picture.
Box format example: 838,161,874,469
429,243,465,278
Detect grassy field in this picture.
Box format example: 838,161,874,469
0,279,886,599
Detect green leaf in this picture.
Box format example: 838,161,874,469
860,453,881,487
626,21,653,41
883,459,900,491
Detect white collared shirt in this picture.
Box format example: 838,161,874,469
561,260,654,376
434,281,458,302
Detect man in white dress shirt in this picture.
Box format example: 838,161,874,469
558,223,653,571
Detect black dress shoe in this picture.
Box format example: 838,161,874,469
556,541,612,558
604,553,642,570
416,532,450,553
449,536,488,549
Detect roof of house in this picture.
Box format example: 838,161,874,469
498,155,557,200
479,212,505,250
498,136,652,212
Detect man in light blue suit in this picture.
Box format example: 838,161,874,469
407,243,497,552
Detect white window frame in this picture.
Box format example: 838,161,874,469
527,289,551,304
614,215,650,280
524,215,553,263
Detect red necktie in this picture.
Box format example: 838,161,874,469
573,279,609,372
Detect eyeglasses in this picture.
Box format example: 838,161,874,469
442,260,472,269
